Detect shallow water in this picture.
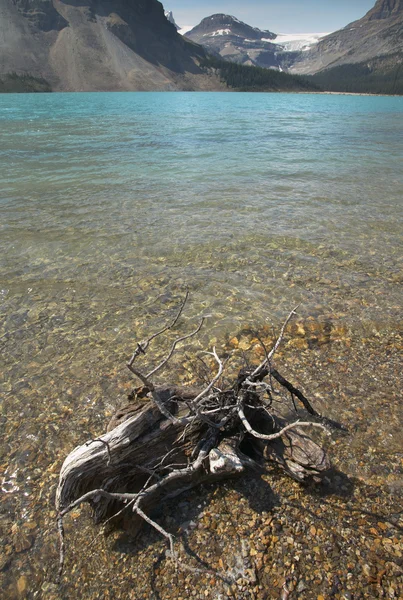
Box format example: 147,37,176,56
0,92,402,597
1,92,402,328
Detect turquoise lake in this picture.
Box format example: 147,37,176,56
0,92,402,596
1,92,402,334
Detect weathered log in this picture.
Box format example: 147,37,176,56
55,299,333,581
56,385,330,523
56,386,205,522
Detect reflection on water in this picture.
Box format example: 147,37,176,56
0,92,402,597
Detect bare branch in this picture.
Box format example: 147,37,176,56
85,438,112,465
126,363,184,424
191,348,224,406
146,317,205,378
128,291,189,367
238,407,329,441
147,291,189,344
270,368,320,417
56,516,65,583
251,306,299,379
60,489,138,517
135,505,176,559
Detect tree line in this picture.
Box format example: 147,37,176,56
307,59,403,95
0,72,51,93
201,54,403,95
200,55,319,92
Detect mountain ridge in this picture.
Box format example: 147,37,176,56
1,0,401,93
0,0,220,91
164,9,179,30
182,2,402,92
365,0,403,20
289,0,403,74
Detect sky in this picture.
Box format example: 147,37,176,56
163,0,377,33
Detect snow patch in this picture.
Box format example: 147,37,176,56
179,25,195,36
245,38,273,44
271,32,330,52
207,29,232,37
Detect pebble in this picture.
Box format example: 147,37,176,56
17,576,27,595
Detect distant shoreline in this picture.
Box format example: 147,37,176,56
0,88,401,97
302,90,402,97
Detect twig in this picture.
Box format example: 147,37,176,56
281,577,291,600
191,348,224,406
126,362,179,423
146,318,205,378
270,368,320,417
128,292,189,367
238,408,329,441
85,438,112,465
56,516,65,583
251,306,299,380
147,291,189,344
135,506,176,560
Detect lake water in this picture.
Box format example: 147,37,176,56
1,92,402,597
1,93,402,333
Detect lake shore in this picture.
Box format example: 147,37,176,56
2,324,402,598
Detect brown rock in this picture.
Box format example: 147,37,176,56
17,576,28,595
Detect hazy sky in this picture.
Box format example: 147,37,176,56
163,0,377,33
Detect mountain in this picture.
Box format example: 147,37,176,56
184,3,403,93
185,14,332,70
164,10,179,30
0,0,220,91
185,14,281,69
289,0,403,75
3,1,399,94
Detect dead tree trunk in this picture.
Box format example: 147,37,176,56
56,295,332,580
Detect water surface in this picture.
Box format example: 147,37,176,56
0,92,402,597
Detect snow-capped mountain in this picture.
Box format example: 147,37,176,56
183,14,331,70
163,10,196,36
165,2,403,92
164,10,179,30
166,11,328,65
187,13,276,42
184,14,280,69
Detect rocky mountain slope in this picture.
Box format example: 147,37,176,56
185,14,281,69
0,0,218,91
289,0,403,74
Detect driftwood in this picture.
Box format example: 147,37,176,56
56,294,332,580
